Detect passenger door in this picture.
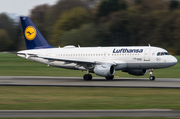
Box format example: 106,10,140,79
144,48,151,61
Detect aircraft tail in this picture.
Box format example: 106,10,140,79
20,16,53,50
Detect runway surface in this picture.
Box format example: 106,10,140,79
1,76,180,117
0,76,180,88
1,109,180,117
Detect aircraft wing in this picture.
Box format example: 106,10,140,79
38,56,116,65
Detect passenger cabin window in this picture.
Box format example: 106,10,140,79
157,52,170,56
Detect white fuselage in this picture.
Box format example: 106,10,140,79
17,46,177,71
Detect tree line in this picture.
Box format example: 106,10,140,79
1,0,180,54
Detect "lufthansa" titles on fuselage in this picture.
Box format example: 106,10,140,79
113,48,143,53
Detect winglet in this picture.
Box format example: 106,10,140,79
20,16,53,50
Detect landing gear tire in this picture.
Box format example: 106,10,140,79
149,69,155,81
105,76,114,80
83,74,92,81
149,76,155,81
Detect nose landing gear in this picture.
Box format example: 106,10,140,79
149,69,155,81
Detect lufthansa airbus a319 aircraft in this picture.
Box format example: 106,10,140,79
17,16,178,81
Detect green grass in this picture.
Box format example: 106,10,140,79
0,87,180,110
0,52,179,78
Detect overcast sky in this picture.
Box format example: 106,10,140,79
0,0,58,16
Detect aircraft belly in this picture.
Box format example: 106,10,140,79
115,63,127,70
127,62,145,69
127,62,172,69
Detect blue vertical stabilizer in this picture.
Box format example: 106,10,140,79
20,16,53,50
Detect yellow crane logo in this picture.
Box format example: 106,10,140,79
25,26,36,40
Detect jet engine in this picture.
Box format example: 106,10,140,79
93,64,115,77
123,69,147,76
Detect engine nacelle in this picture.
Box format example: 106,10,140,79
93,64,115,77
123,69,147,76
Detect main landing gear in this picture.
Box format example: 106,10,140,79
83,74,114,81
149,69,155,81
83,69,92,81
83,69,114,81
83,74,92,81
105,76,114,80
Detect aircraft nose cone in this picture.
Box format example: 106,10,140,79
170,56,178,66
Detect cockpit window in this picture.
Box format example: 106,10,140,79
157,52,160,56
164,52,170,55
161,52,164,55
157,52,170,56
